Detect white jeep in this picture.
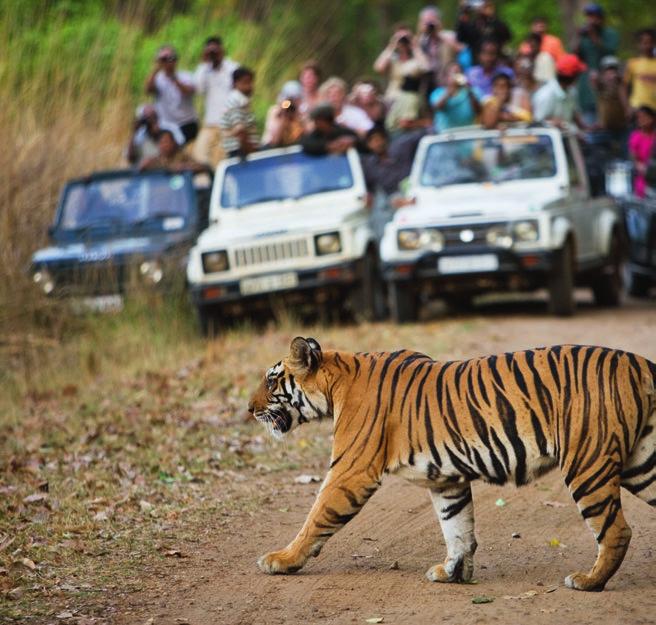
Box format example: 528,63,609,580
186,146,383,333
379,125,624,321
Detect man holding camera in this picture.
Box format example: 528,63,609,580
145,45,198,145
416,6,458,99
575,3,619,125
193,36,239,167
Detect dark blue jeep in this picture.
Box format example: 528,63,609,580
30,169,210,310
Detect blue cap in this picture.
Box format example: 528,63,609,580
583,3,604,16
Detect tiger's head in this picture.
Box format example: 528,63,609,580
248,337,329,439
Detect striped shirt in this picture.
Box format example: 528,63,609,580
219,89,260,155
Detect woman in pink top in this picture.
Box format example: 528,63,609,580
628,106,656,197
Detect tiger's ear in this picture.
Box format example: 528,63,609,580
288,337,322,377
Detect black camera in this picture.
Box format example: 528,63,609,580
398,35,411,45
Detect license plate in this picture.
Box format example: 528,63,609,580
73,294,124,313
438,254,499,274
239,272,299,296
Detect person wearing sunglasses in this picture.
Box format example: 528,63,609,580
145,45,199,145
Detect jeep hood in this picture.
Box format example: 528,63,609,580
200,195,365,245
32,232,189,266
395,182,563,225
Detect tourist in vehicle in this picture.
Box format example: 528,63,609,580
145,45,199,144
511,53,538,115
373,26,430,112
318,77,373,136
481,72,532,129
521,33,555,85
530,16,565,62
300,104,358,156
624,29,656,114
591,56,628,156
349,81,386,129
193,36,239,168
220,66,260,159
466,39,513,97
628,106,656,198
532,54,588,127
416,6,459,100
457,0,511,63
429,61,482,132
261,81,304,148
298,60,323,123
139,129,210,174
127,105,185,166
361,126,424,203
575,3,620,126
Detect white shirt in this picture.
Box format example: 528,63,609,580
337,104,374,134
532,79,578,123
194,59,239,126
153,70,197,126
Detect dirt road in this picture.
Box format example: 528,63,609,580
107,299,656,624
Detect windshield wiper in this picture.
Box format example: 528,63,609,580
69,218,123,234
131,212,184,226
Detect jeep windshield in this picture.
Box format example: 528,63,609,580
420,134,557,188
58,172,192,232
220,151,354,208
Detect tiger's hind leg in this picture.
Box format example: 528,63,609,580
566,471,632,591
426,484,477,583
621,419,656,507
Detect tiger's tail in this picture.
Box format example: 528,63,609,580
620,359,656,507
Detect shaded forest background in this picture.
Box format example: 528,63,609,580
1,0,653,335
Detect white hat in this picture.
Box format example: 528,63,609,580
278,80,303,102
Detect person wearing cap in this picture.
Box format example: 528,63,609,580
145,45,199,144
139,128,209,174
193,36,239,167
575,3,619,125
624,29,656,113
532,54,588,127
349,81,387,129
591,56,628,155
300,104,358,156
261,81,305,148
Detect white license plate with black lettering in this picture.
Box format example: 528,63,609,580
239,272,299,295
438,254,499,274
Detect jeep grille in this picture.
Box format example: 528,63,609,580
233,238,310,267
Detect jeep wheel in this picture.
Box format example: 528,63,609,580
626,271,651,298
197,304,222,337
388,281,418,323
350,250,387,322
548,242,575,316
591,232,623,307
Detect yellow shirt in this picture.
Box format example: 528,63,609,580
626,57,656,109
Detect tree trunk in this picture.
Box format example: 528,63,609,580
559,0,584,50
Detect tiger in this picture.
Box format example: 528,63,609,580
247,337,656,592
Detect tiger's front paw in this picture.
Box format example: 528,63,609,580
426,555,473,583
564,571,605,592
257,549,306,575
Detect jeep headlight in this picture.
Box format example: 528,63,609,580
513,220,539,243
314,232,342,255
398,228,444,251
33,267,55,294
202,250,229,273
139,260,163,284
486,226,513,249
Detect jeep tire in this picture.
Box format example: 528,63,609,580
548,242,575,316
388,280,419,323
591,231,623,307
626,271,651,298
